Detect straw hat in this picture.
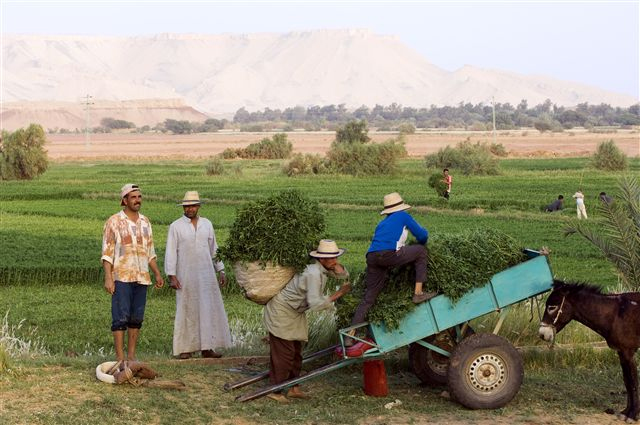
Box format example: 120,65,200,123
380,192,411,215
120,183,140,206
309,239,345,258
178,191,202,206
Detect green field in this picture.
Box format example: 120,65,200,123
1,157,637,357
1,157,638,424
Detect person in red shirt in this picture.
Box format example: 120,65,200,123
443,169,452,199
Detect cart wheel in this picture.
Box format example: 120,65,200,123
447,333,523,409
409,326,474,386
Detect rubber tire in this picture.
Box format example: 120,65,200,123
409,326,474,386
447,333,523,409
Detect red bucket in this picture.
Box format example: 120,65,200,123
363,360,388,397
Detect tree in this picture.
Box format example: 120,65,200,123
565,177,640,290
334,120,370,145
164,119,193,134
0,124,49,180
101,117,135,129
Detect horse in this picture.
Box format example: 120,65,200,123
538,280,640,423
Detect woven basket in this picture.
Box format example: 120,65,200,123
233,262,295,304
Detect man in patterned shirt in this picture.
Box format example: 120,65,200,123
101,183,164,362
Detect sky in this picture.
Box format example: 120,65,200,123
2,0,639,99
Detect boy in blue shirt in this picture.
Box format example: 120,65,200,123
348,193,435,344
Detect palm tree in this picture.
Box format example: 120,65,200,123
564,176,640,290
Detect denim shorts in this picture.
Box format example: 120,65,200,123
111,281,148,331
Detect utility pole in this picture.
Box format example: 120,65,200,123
492,96,497,145
82,94,94,150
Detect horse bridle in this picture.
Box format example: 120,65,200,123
540,295,567,344
551,295,567,326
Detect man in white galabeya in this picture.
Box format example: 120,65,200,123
165,191,231,359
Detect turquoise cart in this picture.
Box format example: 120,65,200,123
228,249,554,409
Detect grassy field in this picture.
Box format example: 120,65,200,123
1,156,637,424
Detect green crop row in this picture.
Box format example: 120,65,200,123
0,158,634,288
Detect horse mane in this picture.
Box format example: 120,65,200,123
552,279,607,295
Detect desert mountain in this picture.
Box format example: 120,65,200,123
2,30,637,128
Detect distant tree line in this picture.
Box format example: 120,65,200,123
232,100,640,131
44,100,639,135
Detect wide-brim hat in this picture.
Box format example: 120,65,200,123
380,192,411,215
120,183,141,206
178,191,202,206
309,239,345,258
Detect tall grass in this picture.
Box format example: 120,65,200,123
0,311,49,365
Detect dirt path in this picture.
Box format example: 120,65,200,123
46,129,639,160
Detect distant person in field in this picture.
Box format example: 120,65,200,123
165,191,231,360
572,189,588,219
263,239,351,402
545,195,564,212
101,184,164,363
442,168,452,199
346,193,436,349
599,191,613,205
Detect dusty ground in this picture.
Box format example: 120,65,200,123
45,129,640,160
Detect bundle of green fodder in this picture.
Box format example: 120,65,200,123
218,189,325,272
335,228,527,330
217,190,326,303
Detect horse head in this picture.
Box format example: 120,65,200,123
538,280,577,342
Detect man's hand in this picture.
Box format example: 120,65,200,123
104,275,115,295
154,274,165,289
332,263,345,275
330,282,351,302
338,282,351,295
218,271,226,287
169,276,181,290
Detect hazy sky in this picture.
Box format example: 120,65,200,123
2,0,639,99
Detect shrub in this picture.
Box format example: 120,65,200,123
205,157,224,175
0,124,49,180
591,140,628,171
326,140,406,176
230,133,293,159
424,140,500,176
427,172,448,197
397,122,416,135
284,153,328,176
221,148,238,159
489,142,508,157
217,190,325,272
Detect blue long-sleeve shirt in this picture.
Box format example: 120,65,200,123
367,211,428,253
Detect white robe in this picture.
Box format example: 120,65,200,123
165,215,232,355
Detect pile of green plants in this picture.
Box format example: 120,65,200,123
221,133,292,159
217,190,325,272
427,172,448,197
335,228,526,329
424,139,501,176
